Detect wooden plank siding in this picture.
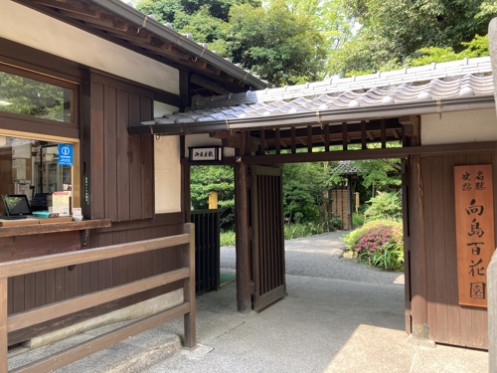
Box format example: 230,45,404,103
419,151,497,349
6,72,184,345
89,73,154,222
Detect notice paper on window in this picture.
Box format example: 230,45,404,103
50,191,71,216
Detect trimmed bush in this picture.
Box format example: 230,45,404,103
342,219,404,271
364,192,402,221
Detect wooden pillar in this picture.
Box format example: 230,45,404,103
180,135,191,222
183,223,196,348
408,154,430,340
235,133,252,312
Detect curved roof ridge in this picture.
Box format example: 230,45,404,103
192,57,492,110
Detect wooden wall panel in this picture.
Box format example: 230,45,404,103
420,151,496,349
116,89,131,221
104,85,118,222
90,73,154,222
90,81,105,219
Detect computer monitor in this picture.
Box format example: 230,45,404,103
1,194,32,218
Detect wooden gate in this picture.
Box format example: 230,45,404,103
251,166,286,311
191,210,220,294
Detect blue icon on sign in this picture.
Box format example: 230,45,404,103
58,144,73,166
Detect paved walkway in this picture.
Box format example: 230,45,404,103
149,232,488,372
9,232,489,372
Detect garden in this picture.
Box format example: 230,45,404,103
191,158,404,272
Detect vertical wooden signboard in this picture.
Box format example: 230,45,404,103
454,164,495,308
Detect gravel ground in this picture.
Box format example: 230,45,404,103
220,230,404,286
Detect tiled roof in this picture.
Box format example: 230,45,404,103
331,161,363,176
139,57,495,132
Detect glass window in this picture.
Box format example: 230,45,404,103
0,135,76,216
0,71,72,123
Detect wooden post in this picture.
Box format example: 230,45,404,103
183,223,196,348
180,135,191,222
408,155,430,340
235,133,252,312
0,277,7,373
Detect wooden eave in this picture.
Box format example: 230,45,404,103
208,116,415,157
12,0,266,96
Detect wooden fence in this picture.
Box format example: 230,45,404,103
0,223,196,373
191,210,220,294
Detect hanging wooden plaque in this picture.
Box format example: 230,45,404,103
454,164,495,308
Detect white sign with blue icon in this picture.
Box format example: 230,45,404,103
58,144,73,166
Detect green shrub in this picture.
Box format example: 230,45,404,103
364,192,402,221
352,213,365,227
342,220,404,271
220,230,236,246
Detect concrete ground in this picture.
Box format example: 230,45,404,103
9,232,489,372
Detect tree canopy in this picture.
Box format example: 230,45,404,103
134,0,496,83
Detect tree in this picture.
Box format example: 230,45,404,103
329,0,497,76
190,166,235,229
283,162,335,223
225,0,327,85
135,0,183,23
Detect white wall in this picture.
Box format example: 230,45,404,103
154,102,181,213
154,135,181,213
421,108,497,145
1,1,179,94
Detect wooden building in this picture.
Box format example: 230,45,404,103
0,0,265,355
138,57,497,350
1,0,496,363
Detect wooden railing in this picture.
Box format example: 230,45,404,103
0,223,196,373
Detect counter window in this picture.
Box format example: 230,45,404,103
0,135,77,216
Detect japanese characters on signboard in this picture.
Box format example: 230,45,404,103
454,164,495,308
189,146,222,162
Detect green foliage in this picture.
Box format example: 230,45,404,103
0,72,69,122
329,0,495,76
351,159,401,193
136,0,496,84
342,219,403,271
284,222,333,239
364,192,402,221
136,0,183,23
220,230,236,246
408,35,489,67
190,166,234,229
225,1,327,85
283,162,336,223
352,213,365,227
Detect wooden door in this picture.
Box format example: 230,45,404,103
251,165,286,311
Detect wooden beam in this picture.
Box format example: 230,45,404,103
190,74,231,95
239,141,497,165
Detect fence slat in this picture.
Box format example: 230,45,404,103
12,302,191,373
8,268,190,333
0,234,189,278
2,226,195,372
